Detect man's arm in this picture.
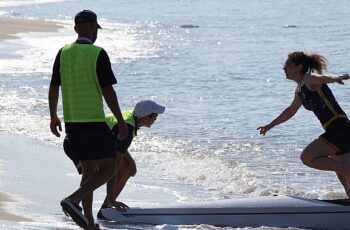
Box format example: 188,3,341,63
97,49,128,140
48,85,62,137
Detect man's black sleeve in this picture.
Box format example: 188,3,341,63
96,49,117,88
50,49,62,86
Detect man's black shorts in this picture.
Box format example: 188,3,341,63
65,131,117,162
63,136,82,174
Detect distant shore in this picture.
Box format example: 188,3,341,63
0,192,31,222
0,17,63,40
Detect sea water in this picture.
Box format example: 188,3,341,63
1,0,350,229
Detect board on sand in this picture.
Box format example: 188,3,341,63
101,195,350,229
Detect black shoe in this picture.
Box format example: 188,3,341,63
61,198,88,229
62,202,82,217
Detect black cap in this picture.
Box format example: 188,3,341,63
74,10,101,29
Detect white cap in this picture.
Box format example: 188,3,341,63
134,100,165,118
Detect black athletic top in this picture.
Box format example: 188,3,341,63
297,84,348,129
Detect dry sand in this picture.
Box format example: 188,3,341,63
0,17,63,40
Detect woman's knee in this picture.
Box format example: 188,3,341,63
300,150,312,166
300,146,319,166
300,139,333,166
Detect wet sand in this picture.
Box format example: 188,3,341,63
0,192,31,222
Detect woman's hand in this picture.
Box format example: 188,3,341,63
257,124,273,136
336,73,349,85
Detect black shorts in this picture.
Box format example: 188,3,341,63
319,118,350,155
64,131,117,169
63,136,82,174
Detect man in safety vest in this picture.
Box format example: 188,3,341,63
49,10,128,230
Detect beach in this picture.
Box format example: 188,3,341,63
0,131,190,229
0,15,62,226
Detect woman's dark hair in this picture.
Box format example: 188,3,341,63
287,51,327,74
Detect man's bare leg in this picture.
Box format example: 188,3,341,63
67,158,115,207
80,161,98,222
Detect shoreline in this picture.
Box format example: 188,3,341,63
0,131,79,227
0,191,31,222
0,17,63,41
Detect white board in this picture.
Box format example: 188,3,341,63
101,195,350,229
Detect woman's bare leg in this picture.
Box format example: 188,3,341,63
300,139,350,197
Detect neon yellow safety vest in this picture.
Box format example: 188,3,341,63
60,43,105,122
105,110,136,137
